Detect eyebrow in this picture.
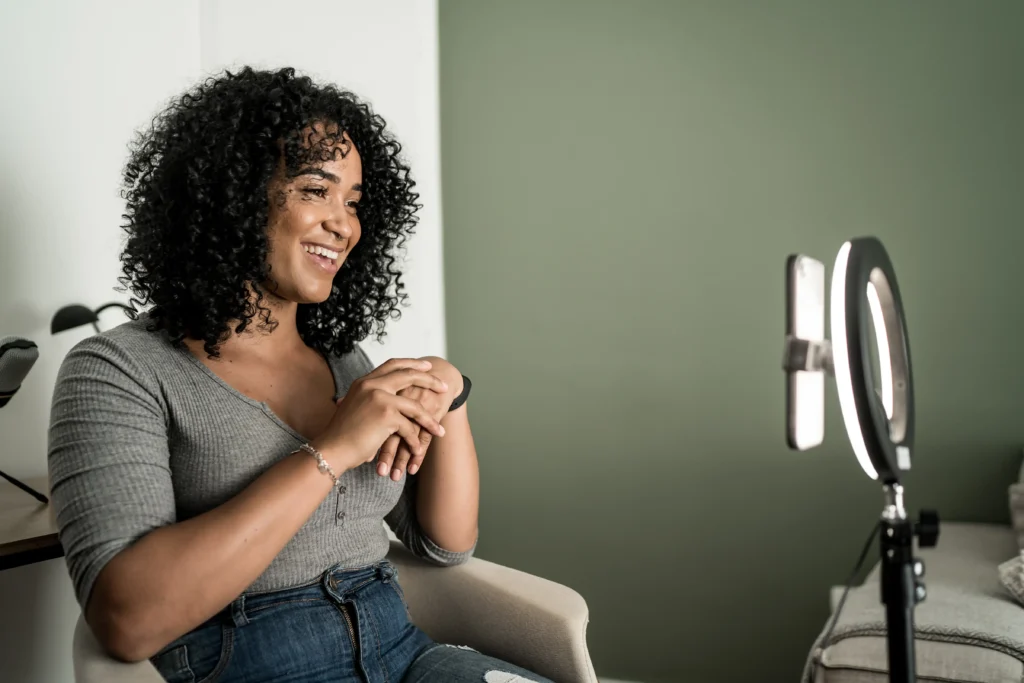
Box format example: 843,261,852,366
293,167,341,183
293,168,362,193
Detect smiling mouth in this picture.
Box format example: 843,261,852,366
302,243,342,271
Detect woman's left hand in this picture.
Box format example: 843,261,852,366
375,357,463,480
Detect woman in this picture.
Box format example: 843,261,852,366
48,67,551,683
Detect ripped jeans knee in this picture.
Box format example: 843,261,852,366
403,643,552,683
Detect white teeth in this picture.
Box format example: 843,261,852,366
304,244,339,260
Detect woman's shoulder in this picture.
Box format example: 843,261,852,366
58,313,178,386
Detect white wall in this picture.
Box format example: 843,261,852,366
0,2,443,680
0,3,200,681
0,0,202,499
198,0,447,365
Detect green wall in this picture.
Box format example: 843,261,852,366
438,2,1024,681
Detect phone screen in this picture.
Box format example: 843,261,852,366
786,254,826,450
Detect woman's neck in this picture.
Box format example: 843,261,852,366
188,297,308,361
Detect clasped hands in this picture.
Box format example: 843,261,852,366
310,356,464,483
375,356,463,481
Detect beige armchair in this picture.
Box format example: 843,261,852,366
73,540,599,683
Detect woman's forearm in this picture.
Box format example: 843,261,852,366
88,449,336,662
414,404,480,552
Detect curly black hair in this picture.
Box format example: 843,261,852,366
118,66,420,358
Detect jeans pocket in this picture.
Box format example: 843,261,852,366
151,624,234,683
386,576,413,621
150,643,194,683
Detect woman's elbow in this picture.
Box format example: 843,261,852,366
446,527,479,557
85,593,164,662
425,534,477,567
88,613,161,662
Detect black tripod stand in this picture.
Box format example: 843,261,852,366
879,483,939,683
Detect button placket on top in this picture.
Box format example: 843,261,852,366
334,479,347,526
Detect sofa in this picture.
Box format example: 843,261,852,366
804,521,1024,682
73,539,600,683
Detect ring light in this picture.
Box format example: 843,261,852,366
830,239,915,482
783,236,938,683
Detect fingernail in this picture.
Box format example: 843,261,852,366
408,464,419,475
391,468,402,481
377,462,389,476
439,425,446,436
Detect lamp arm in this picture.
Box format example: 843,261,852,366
93,302,133,317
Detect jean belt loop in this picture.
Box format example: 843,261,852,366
230,594,249,627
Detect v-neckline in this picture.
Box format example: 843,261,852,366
174,341,342,443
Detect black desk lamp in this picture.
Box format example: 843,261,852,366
51,302,133,334
783,237,939,683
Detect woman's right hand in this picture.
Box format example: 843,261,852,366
311,358,449,472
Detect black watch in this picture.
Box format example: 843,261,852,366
448,375,472,412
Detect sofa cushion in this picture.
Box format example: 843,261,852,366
806,523,1023,683
815,638,1021,683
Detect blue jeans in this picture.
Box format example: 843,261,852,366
150,560,552,683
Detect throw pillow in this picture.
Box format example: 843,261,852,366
998,455,1024,605
999,554,1024,606
1010,482,1024,551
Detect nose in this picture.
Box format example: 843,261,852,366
324,212,354,242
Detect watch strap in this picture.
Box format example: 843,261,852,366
448,374,471,412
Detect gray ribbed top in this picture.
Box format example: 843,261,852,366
47,317,471,609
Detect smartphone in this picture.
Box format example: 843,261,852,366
785,254,826,450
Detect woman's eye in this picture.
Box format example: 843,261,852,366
302,187,328,198
346,200,360,212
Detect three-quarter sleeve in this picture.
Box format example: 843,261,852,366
47,334,176,609
384,475,476,566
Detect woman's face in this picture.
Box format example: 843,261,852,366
264,130,363,305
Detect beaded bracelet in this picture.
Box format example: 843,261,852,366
298,443,342,488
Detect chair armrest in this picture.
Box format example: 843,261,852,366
73,614,165,683
388,540,598,683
